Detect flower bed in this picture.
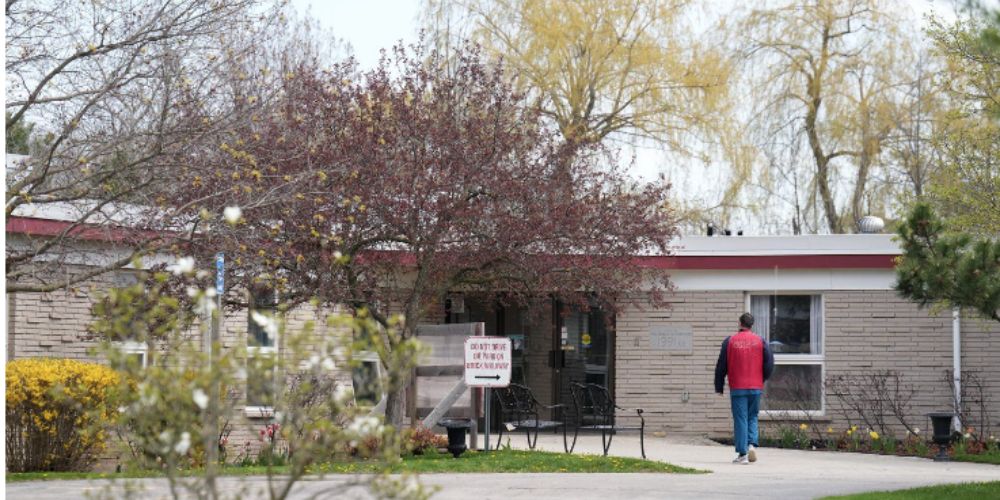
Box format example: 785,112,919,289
714,423,1000,463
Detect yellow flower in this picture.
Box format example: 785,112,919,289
827,427,833,434
799,423,808,431
869,431,879,440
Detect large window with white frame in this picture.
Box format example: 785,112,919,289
748,293,824,414
109,271,149,369
351,351,386,412
117,341,149,369
246,290,278,414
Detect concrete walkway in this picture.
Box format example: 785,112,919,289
498,433,1000,499
6,435,999,499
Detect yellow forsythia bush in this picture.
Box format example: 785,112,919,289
6,358,121,472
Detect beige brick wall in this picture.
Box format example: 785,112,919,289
614,290,1000,440
10,280,998,448
614,291,744,435
8,287,106,360
220,303,356,460
824,291,951,436
7,284,358,462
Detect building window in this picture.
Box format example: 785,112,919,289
108,271,150,369
351,351,385,408
246,290,278,413
748,294,824,414
115,341,148,369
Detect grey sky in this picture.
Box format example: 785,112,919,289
288,0,971,233
290,1,964,70
292,0,421,70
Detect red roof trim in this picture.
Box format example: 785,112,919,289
6,216,165,242
7,216,898,269
634,254,897,270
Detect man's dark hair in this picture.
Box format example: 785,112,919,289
739,312,754,328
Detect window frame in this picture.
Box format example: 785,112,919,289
115,340,149,369
245,290,280,418
745,292,826,418
352,350,387,412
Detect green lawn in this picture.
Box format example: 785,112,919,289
953,451,1000,465
6,465,287,483
7,449,702,482
319,449,702,474
820,481,1000,500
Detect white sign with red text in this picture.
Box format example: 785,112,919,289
463,336,512,388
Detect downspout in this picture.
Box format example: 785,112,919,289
952,307,961,432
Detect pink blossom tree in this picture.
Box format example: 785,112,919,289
184,42,678,425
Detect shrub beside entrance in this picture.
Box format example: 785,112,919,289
5,358,121,472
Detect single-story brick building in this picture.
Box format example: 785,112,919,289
7,203,999,447
452,234,999,439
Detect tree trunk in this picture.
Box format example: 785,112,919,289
383,310,419,428
851,102,876,229
553,138,583,195
851,145,872,230
806,109,842,233
384,385,407,428
806,28,844,234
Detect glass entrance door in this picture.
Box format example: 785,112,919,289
447,295,554,428
446,296,613,425
553,304,613,418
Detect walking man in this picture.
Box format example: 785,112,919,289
715,312,774,464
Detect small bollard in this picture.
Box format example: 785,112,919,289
438,418,473,458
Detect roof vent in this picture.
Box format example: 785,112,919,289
857,215,884,234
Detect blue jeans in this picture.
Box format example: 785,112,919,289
730,389,761,455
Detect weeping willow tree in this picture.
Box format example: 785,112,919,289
739,0,927,234
421,0,744,216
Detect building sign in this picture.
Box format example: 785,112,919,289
464,336,512,388
650,325,693,353
215,253,224,295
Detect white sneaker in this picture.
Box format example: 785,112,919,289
748,445,757,463
733,454,749,465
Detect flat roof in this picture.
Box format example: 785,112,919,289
670,234,898,256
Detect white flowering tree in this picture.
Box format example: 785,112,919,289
90,258,430,500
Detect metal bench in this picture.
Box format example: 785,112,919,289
492,383,568,451
567,382,646,458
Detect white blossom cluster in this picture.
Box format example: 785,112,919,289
251,311,278,342
346,415,383,446
158,430,192,455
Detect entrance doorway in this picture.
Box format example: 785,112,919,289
446,295,615,426
552,303,614,419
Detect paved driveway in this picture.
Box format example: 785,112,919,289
6,434,999,499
